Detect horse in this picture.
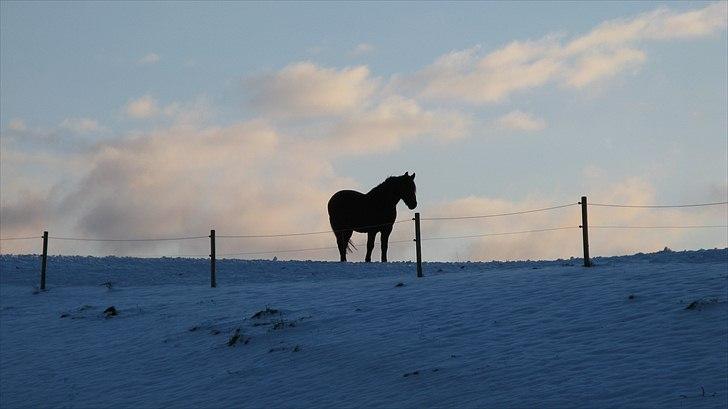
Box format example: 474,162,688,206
327,172,417,262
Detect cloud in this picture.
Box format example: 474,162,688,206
349,43,375,57
59,117,104,133
0,95,471,257
399,2,727,103
137,53,160,65
323,96,471,154
248,62,378,118
7,119,26,132
125,95,160,119
565,2,728,53
566,48,646,88
404,39,563,103
418,176,727,261
1,120,103,153
2,3,725,259
2,118,724,259
0,114,358,257
495,110,546,132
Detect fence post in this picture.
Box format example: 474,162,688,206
40,231,48,290
580,196,592,267
414,213,423,277
210,229,216,288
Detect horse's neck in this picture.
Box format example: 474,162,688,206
366,183,400,208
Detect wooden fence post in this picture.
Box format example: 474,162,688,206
414,213,423,277
580,196,592,267
210,229,216,287
40,231,48,290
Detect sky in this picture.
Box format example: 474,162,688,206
1,1,727,261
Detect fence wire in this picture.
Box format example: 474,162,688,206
208,239,414,257
2,199,727,258
217,219,411,239
590,225,728,229
420,226,578,241
587,201,728,208
420,203,577,221
48,235,209,242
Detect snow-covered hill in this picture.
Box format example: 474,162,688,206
1,249,726,408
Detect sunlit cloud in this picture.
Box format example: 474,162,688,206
399,2,727,103
419,176,727,261
0,113,353,256
59,118,104,133
125,95,160,119
7,119,26,132
1,2,725,260
323,96,471,154
248,62,378,118
349,43,375,57
495,110,546,132
137,52,161,65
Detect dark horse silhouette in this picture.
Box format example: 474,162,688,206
328,172,417,262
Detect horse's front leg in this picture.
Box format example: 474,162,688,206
380,226,392,262
365,231,376,262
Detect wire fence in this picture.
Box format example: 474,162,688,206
1,197,726,288
1,200,725,246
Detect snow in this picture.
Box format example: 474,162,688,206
1,249,726,408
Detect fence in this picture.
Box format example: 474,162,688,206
1,196,726,290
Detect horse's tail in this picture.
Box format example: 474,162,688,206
347,239,357,253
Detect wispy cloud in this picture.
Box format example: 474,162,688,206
248,62,378,118
7,118,26,132
324,96,471,154
495,110,546,132
59,117,104,133
1,2,725,259
399,2,727,103
349,43,375,57
125,95,160,119
420,176,727,261
137,52,160,65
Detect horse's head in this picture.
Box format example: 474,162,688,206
399,172,417,210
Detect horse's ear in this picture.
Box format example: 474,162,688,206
404,171,409,177
411,172,415,180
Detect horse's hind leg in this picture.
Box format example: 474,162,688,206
335,230,353,262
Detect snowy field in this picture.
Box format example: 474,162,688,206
1,249,726,409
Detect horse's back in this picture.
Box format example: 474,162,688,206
328,190,364,212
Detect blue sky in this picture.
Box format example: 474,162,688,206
1,1,726,260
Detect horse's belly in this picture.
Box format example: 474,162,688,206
328,190,392,230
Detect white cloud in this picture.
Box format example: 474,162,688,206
3,2,725,259
565,2,727,53
495,110,546,132
138,53,160,65
125,95,160,119
323,96,471,154
0,90,472,257
419,176,727,261
0,113,355,257
566,48,646,88
59,117,104,133
248,62,378,118
349,43,375,56
7,118,26,132
400,2,727,103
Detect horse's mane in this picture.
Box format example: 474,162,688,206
367,176,398,196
